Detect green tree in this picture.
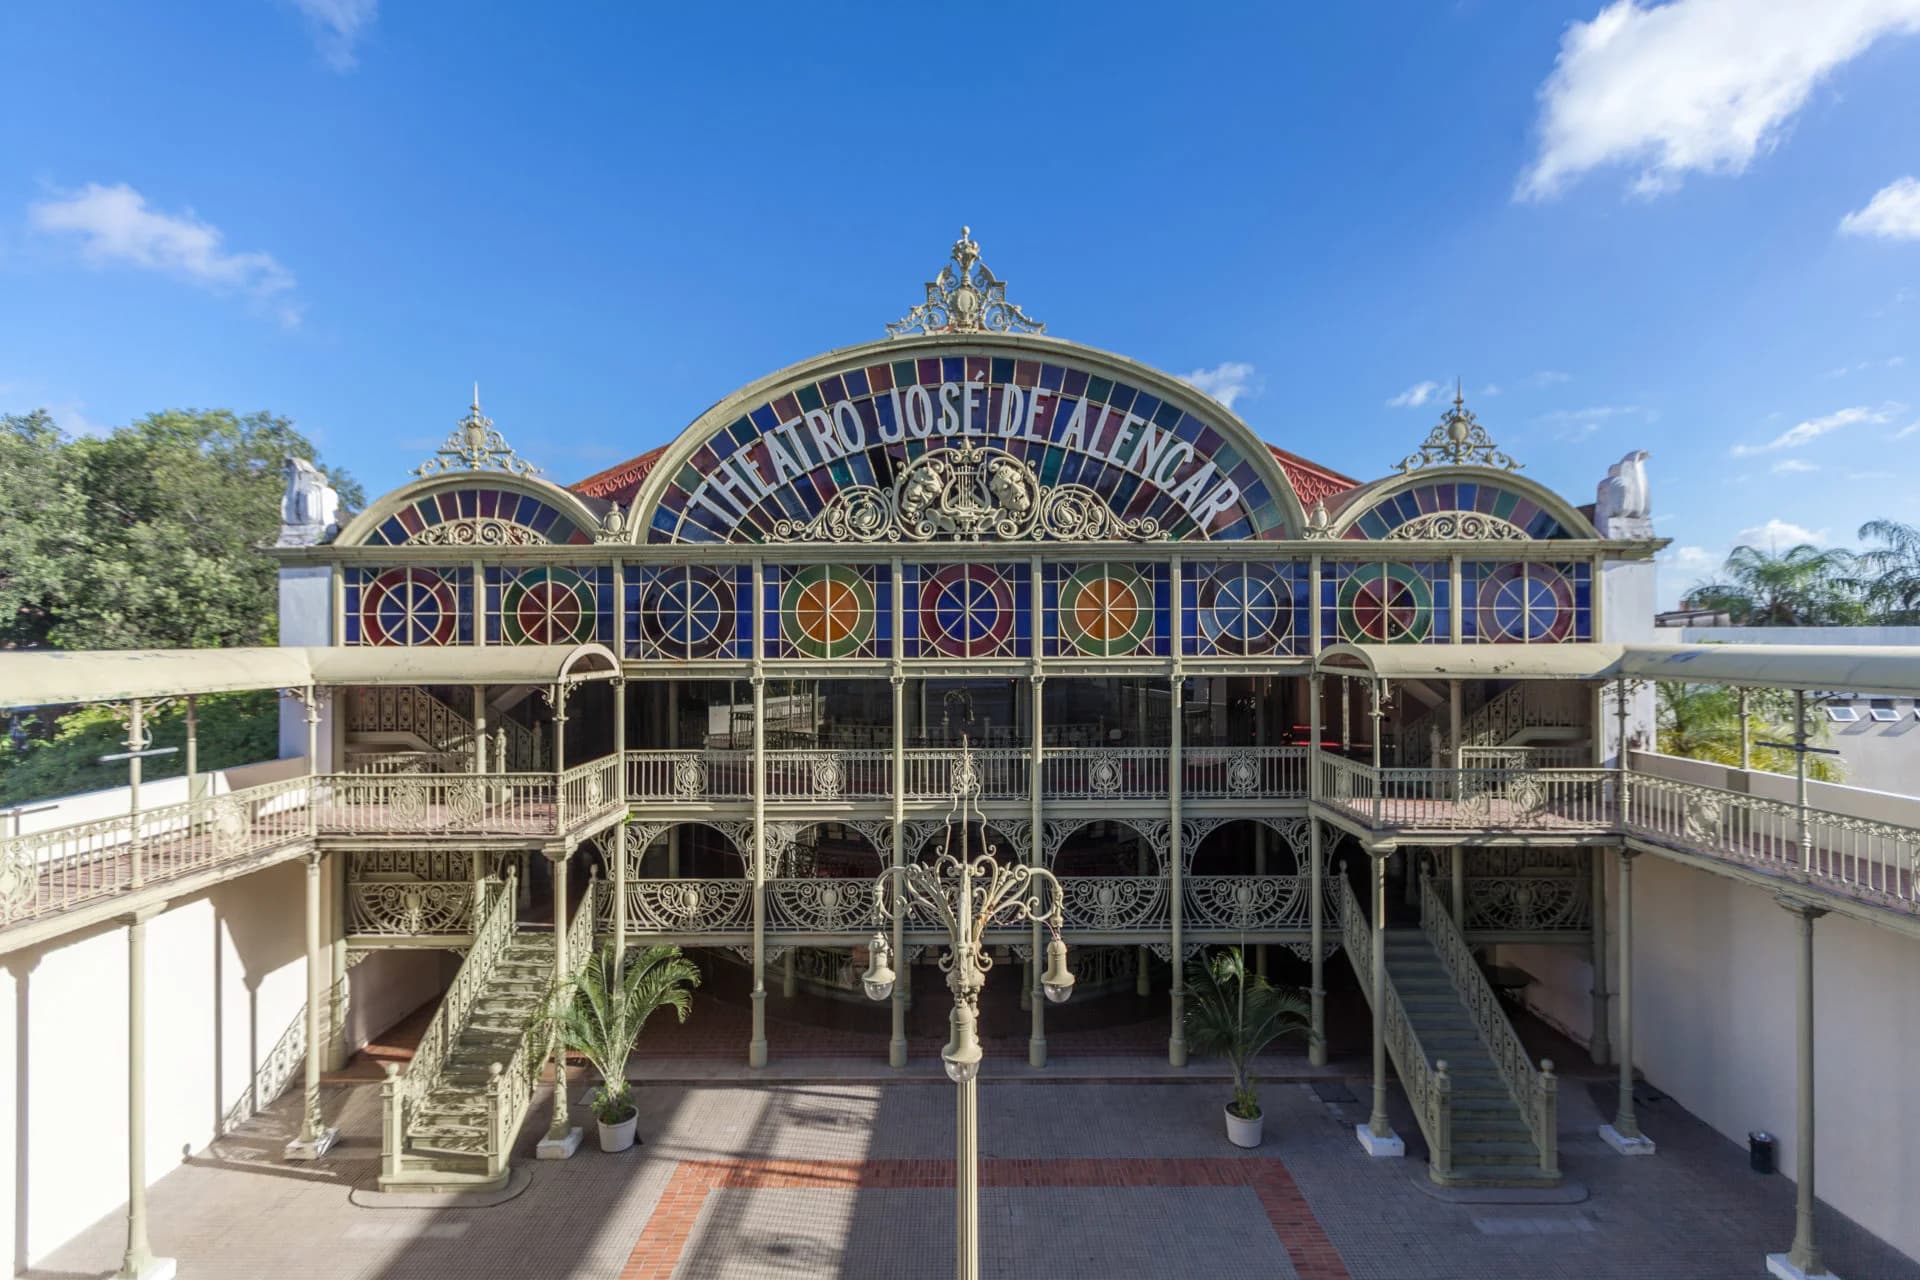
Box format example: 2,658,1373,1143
1684,543,1861,625
1,408,362,650
0,691,279,806
1654,683,1841,781
1852,519,1920,624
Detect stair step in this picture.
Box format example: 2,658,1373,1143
1454,1140,1542,1160
1437,1164,1560,1188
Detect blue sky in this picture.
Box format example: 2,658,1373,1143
5,2,1920,607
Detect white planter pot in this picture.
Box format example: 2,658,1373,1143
1224,1104,1263,1149
598,1113,638,1153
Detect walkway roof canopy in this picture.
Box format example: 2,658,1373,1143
1318,641,1920,697
1614,643,1920,698
0,643,621,710
1316,643,1625,682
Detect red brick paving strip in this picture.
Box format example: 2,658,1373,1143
619,1157,1351,1280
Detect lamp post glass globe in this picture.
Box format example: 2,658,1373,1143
942,1003,983,1084
1040,935,1076,1004
860,932,895,1002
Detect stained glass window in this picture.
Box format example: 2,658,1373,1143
1463,562,1592,643
364,486,593,547
1324,562,1450,645
902,562,1028,659
768,563,888,660
483,567,612,645
626,564,749,660
1181,562,1308,656
346,567,472,646
1044,563,1167,658
1341,480,1572,541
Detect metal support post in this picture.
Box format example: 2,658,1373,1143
127,698,146,889
184,696,199,802
749,673,769,1068
1589,849,1611,1065
1029,668,1047,1067
890,672,908,1067
1601,848,1655,1154
1307,671,1327,1065
117,904,174,1280
1168,669,1186,1068
1768,897,1835,1280
1450,846,1465,925
537,847,581,1158
284,850,338,1159
613,678,627,972
472,684,488,775
1358,850,1402,1155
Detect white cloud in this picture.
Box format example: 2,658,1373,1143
1771,458,1819,473
1527,370,1571,387
1180,361,1259,410
1734,518,1829,548
1841,175,1920,240
1895,419,1920,439
1730,404,1892,454
1661,544,1720,574
1535,403,1646,440
1387,380,1441,409
1520,0,1920,200
291,0,378,71
29,183,299,325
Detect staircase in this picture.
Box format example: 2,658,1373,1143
347,686,540,773
1341,876,1559,1187
379,871,597,1191
1402,681,1588,766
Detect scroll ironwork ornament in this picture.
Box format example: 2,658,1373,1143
886,226,1046,337
1394,387,1521,474
1185,876,1305,931
773,441,1163,544
1302,495,1335,540
1386,511,1531,542
412,388,541,478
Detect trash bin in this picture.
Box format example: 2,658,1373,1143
1749,1131,1776,1174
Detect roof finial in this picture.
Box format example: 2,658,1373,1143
413,389,541,478
887,226,1045,338
1453,377,1464,412
472,382,481,413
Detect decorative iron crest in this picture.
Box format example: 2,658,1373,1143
772,441,1164,543
887,226,1046,337
1395,388,1521,474
413,388,541,478
1385,511,1530,541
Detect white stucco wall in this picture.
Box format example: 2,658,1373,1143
1,860,328,1276
1518,850,1920,1265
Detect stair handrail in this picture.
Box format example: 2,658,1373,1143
402,870,517,1117
1419,873,1558,1176
1338,874,1449,1176
346,686,538,771
486,875,599,1174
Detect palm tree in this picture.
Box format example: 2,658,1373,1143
1852,519,1920,623
1684,543,1860,625
558,944,700,1124
1655,682,1842,781
1183,947,1316,1120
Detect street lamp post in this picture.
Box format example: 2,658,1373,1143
859,740,1075,1280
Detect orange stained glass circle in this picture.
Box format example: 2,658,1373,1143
794,575,863,645
1073,576,1140,643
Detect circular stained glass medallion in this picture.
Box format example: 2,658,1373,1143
781,564,874,660
501,567,597,645
1338,564,1433,644
1198,566,1292,656
640,566,735,659
1478,564,1573,643
1059,565,1153,657
918,564,1014,658
360,568,458,646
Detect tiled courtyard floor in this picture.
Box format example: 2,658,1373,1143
25,1067,1916,1279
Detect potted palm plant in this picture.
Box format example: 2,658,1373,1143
1184,947,1316,1148
558,943,700,1152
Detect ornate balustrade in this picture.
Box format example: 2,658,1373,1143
1184,875,1325,931
1457,744,1592,771
765,749,891,802
1314,752,1615,833
605,877,752,933
315,771,563,836
1058,874,1167,931
349,880,475,935
904,747,1028,800
767,877,883,931
627,750,752,803
401,874,515,1121
1462,875,1591,934
1042,748,1168,800
1339,876,1446,1174
1420,875,1557,1176
0,774,314,929
560,755,623,826
1183,747,1308,799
